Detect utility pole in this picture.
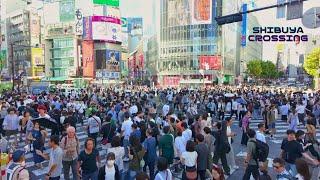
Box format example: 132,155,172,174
11,43,14,91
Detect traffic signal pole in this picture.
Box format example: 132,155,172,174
11,43,14,91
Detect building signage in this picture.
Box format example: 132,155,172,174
75,9,83,36
83,17,92,40
199,55,221,70
30,12,41,46
46,24,74,37
93,0,119,7
91,16,121,42
82,41,95,77
191,0,212,24
31,48,44,77
241,4,247,47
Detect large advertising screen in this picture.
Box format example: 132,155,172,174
82,41,95,77
199,55,221,70
91,16,122,42
106,50,120,72
168,0,191,26
190,0,212,24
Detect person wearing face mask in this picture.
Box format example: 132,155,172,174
6,150,30,180
98,152,120,180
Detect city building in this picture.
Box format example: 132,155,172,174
6,9,41,79
145,34,159,86
159,0,221,87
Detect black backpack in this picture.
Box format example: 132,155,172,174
250,139,269,162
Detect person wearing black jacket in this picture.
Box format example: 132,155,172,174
98,152,120,180
100,115,116,144
212,121,230,175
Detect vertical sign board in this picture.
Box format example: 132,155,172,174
60,0,75,22
75,9,83,36
82,41,95,78
241,4,247,47
31,48,44,77
83,17,92,40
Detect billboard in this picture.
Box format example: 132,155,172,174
127,17,143,33
82,41,95,77
91,16,121,42
83,17,92,40
30,12,40,46
241,4,247,47
168,0,191,26
60,0,75,22
190,0,212,24
31,48,44,77
199,56,221,70
106,50,120,72
93,0,119,7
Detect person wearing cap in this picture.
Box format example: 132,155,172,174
6,150,29,180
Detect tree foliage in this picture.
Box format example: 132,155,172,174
246,60,262,78
304,47,320,77
246,60,281,79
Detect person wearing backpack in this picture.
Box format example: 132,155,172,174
6,150,29,180
272,158,295,180
60,126,79,180
87,110,101,146
243,129,260,180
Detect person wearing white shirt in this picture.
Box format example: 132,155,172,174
129,104,138,116
226,118,238,170
87,111,101,146
256,123,266,143
162,104,170,117
181,122,192,143
174,132,186,158
280,103,290,121
231,100,238,118
296,101,306,125
121,112,133,161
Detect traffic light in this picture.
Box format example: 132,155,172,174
215,13,243,25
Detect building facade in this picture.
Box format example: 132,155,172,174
159,0,222,87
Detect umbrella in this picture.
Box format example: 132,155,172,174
32,118,58,130
224,93,235,98
236,97,247,104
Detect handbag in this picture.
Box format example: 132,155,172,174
185,166,197,180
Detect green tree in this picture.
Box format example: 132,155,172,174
261,61,278,79
304,47,320,77
246,60,262,78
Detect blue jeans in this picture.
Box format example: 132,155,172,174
62,159,78,180
82,170,98,180
285,163,297,177
127,170,138,180
123,138,130,158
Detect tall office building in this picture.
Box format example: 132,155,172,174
159,0,222,87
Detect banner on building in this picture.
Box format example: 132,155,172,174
91,16,121,42
190,0,212,24
199,55,221,70
82,41,95,77
106,50,120,72
105,6,121,19
96,70,120,79
167,0,191,26
75,9,83,36
60,0,75,22
30,12,41,46
83,17,92,40
93,0,119,7
31,48,44,77
241,4,247,47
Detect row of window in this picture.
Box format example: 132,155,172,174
52,58,74,67
51,49,74,59
160,45,217,55
53,38,73,48
53,69,67,77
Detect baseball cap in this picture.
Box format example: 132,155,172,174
12,150,25,162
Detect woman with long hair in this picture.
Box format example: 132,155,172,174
295,158,311,180
128,136,145,180
288,108,299,132
211,163,224,180
241,111,251,146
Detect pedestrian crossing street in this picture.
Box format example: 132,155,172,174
231,117,320,144
3,119,112,179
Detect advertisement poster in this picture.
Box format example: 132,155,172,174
30,12,40,46
106,50,120,72
60,0,75,22
191,0,212,24
83,17,92,40
168,0,191,26
93,0,119,7
199,56,221,70
82,41,95,77
241,4,247,47
91,16,122,42
31,48,44,77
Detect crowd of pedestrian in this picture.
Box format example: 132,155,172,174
0,85,319,180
